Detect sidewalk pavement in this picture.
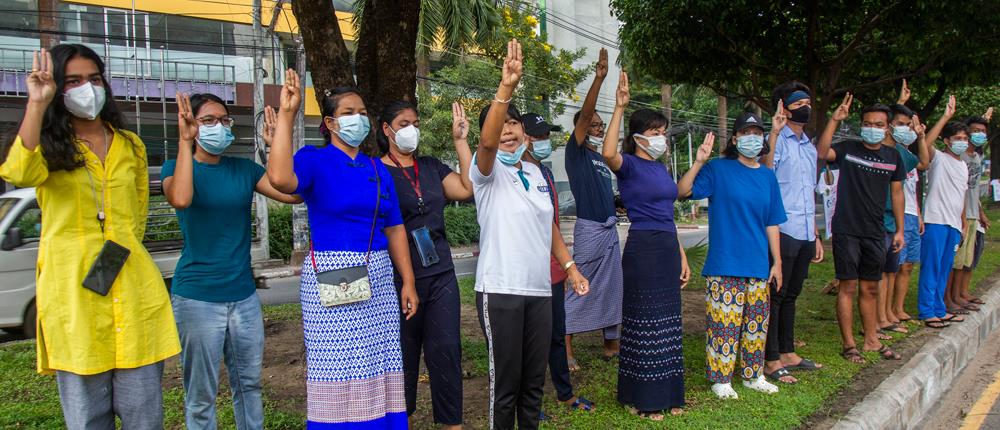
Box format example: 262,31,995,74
831,276,1000,430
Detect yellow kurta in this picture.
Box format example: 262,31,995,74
0,127,180,375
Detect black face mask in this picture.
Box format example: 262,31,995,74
789,105,811,124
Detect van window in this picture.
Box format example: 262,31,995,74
13,203,41,241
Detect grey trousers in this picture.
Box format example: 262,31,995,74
56,361,166,430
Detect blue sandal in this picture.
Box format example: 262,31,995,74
569,396,595,412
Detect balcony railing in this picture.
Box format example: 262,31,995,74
0,47,237,104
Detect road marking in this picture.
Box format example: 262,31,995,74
961,369,1000,430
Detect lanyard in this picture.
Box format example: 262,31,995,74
387,153,426,214
83,130,110,233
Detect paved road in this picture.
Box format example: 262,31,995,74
921,327,1000,429
259,225,709,306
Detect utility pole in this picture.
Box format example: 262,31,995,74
252,0,270,260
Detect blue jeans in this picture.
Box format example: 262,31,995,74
172,293,265,430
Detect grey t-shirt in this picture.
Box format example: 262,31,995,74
962,152,984,219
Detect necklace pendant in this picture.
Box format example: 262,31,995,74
97,211,105,222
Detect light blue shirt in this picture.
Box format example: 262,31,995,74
772,125,817,241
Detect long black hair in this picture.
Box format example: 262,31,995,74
623,108,669,155
375,100,417,156
1,44,131,171
189,93,229,117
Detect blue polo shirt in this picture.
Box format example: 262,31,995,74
771,125,817,241
294,144,403,252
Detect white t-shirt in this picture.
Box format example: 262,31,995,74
903,167,919,216
923,149,969,232
470,153,553,297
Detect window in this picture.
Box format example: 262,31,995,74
12,203,41,242
58,4,105,45
0,0,35,39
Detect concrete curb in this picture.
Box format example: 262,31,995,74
831,278,1000,430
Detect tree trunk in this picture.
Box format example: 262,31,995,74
355,0,420,116
660,83,672,126
37,0,59,48
918,78,948,121
416,51,430,93
717,94,728,148
290,0,356,108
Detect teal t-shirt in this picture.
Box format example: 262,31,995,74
162,156,266,302
883,145,919,232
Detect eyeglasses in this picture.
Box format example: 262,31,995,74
197,116,235,128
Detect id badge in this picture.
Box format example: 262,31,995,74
411,226,440,268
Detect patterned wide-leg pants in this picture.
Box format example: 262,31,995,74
705,276,770,384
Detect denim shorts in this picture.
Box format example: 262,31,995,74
899,214,921,265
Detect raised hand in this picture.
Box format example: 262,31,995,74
501,39,523,89
831,92,853,122
176,92,199,143
595,47,609,79
771,99,788,134
451,101,469,140
615,70,630,107
896,79,911,105
262,106,276,146
696,132,715,163
279,69,302,114
26,49,56,105
984,107,994,122
944,95,956,119
912,114,926,136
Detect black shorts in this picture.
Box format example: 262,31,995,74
882,232,901,274
833,233,886,281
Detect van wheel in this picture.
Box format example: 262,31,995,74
22,301,36,339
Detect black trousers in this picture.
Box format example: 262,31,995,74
399,271,463,425
477,292,552,430
548,282,574,402
765,233,815,361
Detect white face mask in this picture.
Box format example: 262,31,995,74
63,82,106,120
587,135,604,149
634,134,668,159
391,124,420,154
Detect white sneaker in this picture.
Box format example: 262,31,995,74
711,383,739,399
743,376,779,394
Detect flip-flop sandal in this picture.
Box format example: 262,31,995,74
872,345,902,361
924,320,950,329
567,358,581,372
963,303,981,312
627,407,665,422
787,358,821,371
943,314,966,323
898,317,913,323
841,347,865,364
567,396,595,412
880,324,909,334
970,297,986,305
948,307,970,315
860,329,894,341
765,367,797,384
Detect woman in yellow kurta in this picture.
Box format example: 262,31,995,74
0,44,179,429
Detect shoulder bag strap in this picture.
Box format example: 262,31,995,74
365,158,381,264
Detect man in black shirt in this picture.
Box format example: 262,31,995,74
816,96,906,363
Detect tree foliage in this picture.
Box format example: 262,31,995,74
610,0,1000,131
412,5,590,162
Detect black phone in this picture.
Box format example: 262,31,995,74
82,240,131,296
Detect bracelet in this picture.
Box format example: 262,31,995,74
494,96,512,104
563,260,576,270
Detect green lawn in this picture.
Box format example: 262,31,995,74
2,207,998,429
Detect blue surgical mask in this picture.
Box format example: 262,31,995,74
333,113,371,148
736,134,764,158
530,139,552,160
196,123,235,155
892,126,917,146
950,139,969,155
971,132,988,147
860,127,886,145
497,142,527,166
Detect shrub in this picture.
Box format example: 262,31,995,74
444,204,479,247
269,203,293,262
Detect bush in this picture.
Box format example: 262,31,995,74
269,203,293,262
444,204,479,247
